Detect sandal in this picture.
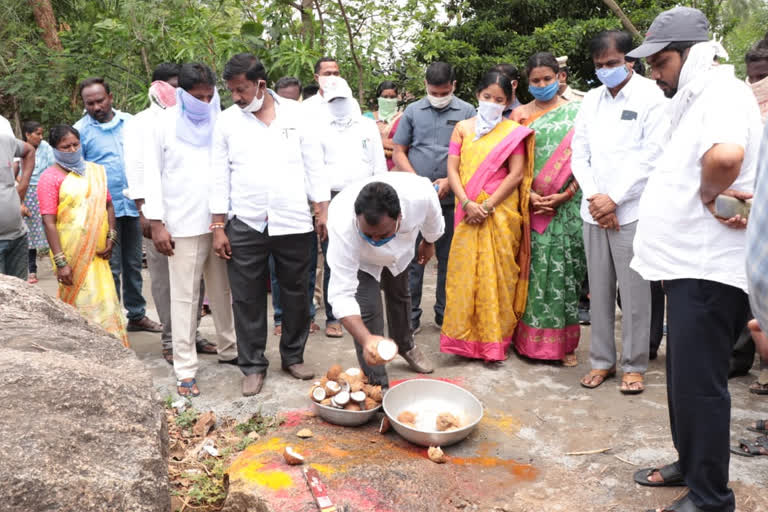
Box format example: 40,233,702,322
731,436,768,457
162,348,173,365
580,367,616,389
195,338,218,354
325,323,343,338
562,352,578,367
747,419,768,435
309,321,320,334
620,372,645,395
645,494,705,512
177,378,200,397
749,370,768,395
633,462,685,487
273,324,282,336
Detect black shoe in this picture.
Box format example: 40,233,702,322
218,357,239,365
578,308,591,325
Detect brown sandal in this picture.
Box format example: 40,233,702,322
620,372,645,395
580,367,616,389
325,323,343,338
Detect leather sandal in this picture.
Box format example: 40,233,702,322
325,323,343,338
620,372,645,395
177,378,200,397
747,419,768,434
162,348,173,365
731,436,768,457
580,367,615,389
645,494,705,512
633,462,685,487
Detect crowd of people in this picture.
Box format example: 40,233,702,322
2,6,768,511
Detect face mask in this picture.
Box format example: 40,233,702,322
747,75,768,123
528,81,559,102
596,65,630,88
427,93,453,109
358,218,399,247
240,83,266,113
53,147,86,176
377,97,398,120
474,101,505,140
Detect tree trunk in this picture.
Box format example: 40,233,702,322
601,0,640,37
336,0,365,105
314,0,327,51
28,0,62,50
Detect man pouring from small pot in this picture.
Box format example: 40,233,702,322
326,172,445,386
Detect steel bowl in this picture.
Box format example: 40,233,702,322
382,379,483,447
311,400,381,427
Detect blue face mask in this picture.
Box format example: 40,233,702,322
596,65,629,88
358,218,400,247
528,81,559,102
53,147,86,176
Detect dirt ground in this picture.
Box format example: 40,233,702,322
36,257,768,511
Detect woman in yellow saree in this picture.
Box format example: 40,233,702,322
440,70,534,361
38,124,128,346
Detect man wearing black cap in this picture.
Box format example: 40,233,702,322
626,7,763,512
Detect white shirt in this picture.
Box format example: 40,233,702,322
124,104,163,201
571,73,668,225
142,106,213,237
631,66,762,292
327,173,445,319
210,93,329,235
321,115,387,191
0,116,13,137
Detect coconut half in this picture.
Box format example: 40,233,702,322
324,380,341,397
283,446,305,465
310,386,326,403
376,339,398,363
350,391,366,403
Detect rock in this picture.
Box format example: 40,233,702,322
193,411,216,437
0,275,169,512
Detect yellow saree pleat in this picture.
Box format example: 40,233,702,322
440,120,534,361
55,162,128,347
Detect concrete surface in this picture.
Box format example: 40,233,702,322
35,257,768,511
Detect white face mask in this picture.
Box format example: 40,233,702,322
427,93,453,109
239,82,266,112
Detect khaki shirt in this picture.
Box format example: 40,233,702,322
561,86,585,102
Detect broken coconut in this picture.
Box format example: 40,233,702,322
436,412,461,432
363,397,379,411
344,402,362,411
296,429,313,439
379,416,391,434
397,410,416,427
427,446,447,464
310,386,326,403
283,446,305,465
331,390,350,408
324,380,341,397
350,391,366,403
320,398,333,406
374,338,398,364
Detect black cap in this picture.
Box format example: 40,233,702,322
627,7,710,59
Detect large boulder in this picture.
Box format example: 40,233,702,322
0,275,169,512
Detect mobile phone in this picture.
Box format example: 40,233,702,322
714,194,751,220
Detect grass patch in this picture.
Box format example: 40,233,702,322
235,410,284,436
175,408,200,429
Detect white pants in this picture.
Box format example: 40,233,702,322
168,233,237,379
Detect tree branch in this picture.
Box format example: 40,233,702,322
336,0,364,104
600,0,640,37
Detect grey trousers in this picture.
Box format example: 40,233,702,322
584,221,650,373
145,240,205,351
352,268,415,386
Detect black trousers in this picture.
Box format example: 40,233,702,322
353,268,415,386
665,279,750,512
226,217,313,375
649,281,665,355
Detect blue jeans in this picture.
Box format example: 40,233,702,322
0,233,29,280
408,204,454,329
109,216,146,321
270,232,318,325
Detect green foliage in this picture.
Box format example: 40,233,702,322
184,458,227,506
175,408,200,430
235,411,284,436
